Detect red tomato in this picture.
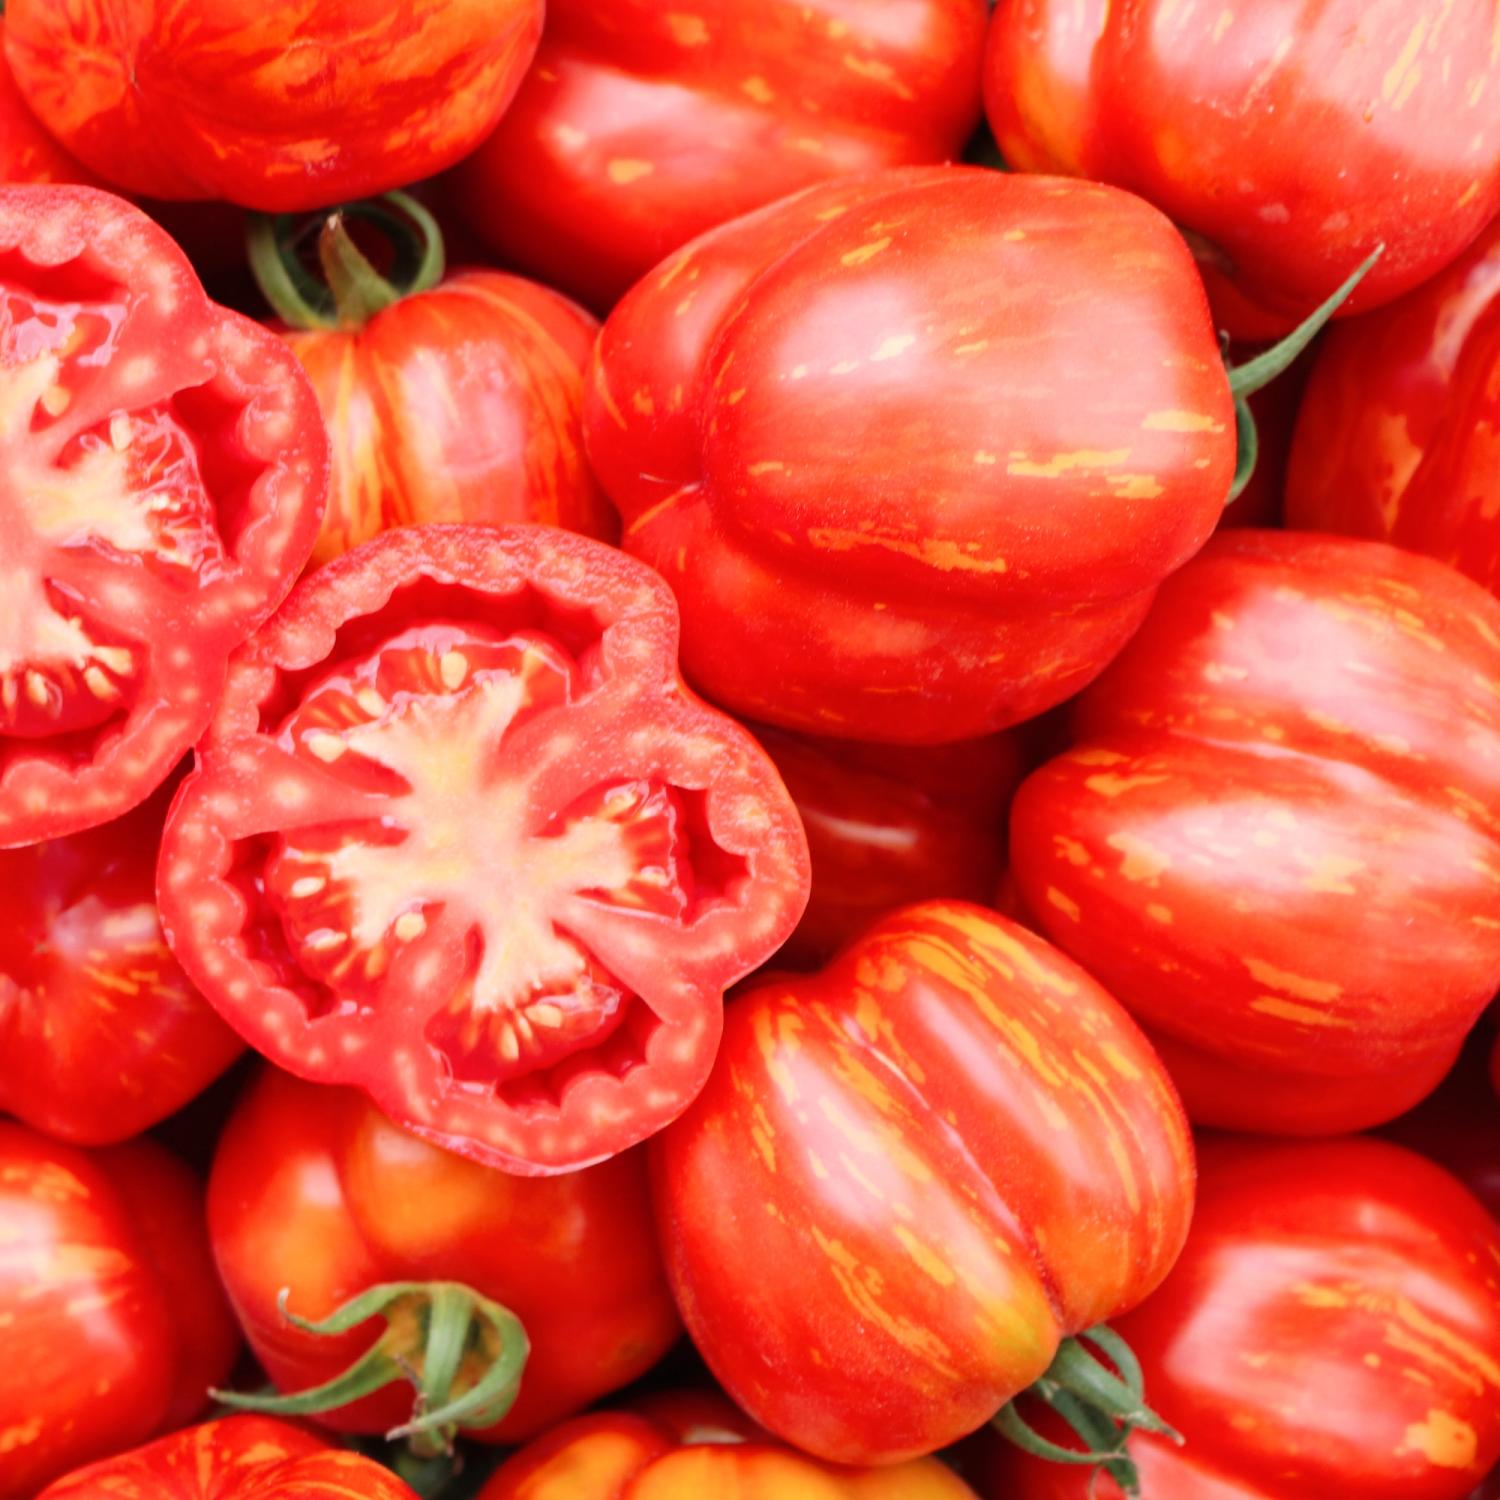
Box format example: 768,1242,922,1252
1285,213,1500,591
0,17,100,186
451,0,988,313
0,779,241,1143
585,167,1234,744
651,901,1194,1466
1011,530,1500,1134
985,1138,1500,1500
208,1068,681,1444
157,524,810,1173
0,186,327,847
36,1416,419,1500
755,726,1024,967
984,1,1500,338
4,2,543,212
0,1125,239,1499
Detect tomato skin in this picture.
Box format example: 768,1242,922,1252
985,1138,1500,1500
1010,530,1500,1134
0,1125,239,1500
282,271,617,570
208,1067,682,1443
0,782,242,1143
0,17,101,186
4,2,543,212
585,167,1233,744
451,0,987,313
650,900,1194,1465
36,1415,419,1500
984,1,1500,337
1285,214,1500,592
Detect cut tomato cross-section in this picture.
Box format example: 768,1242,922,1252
0,185,327,845
157,524,810,1174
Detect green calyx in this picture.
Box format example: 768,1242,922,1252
210,1280,529,1459
994,1324,1180,1497
247,189,446,332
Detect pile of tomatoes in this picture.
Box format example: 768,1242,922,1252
3,3,1500,1499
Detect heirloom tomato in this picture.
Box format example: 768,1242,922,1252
208,1068,681,1445
452,0,988,312
251,195,616,570
0,18,100,187
756,726,1024,967
585,167,1233,743
984,0,1500,338
1286,213,1500,592
0,777,241,1143
1011,530,1500,1134
157,524,810,1174
4,1,543,213
0,186,326,847
36,1416,419,1500
0,1125,239,1500
651,901,1194,1468
984,1138,1500,1500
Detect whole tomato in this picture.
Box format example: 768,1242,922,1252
251,196,616,569
756,727,1024,967
0,1125,239,1500
1285,213,1500,591
984,0,1500,338
4,2,543,212
585,167,1234,743
651,901,1195,1470
1011,530,1500,1134
36,1416,418,1500
983,1137,1500,1500
0,779,241,1143
452,0,988,313
208,1068,681,1447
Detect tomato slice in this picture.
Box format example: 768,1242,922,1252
157,524,809,1174
0,185,327,846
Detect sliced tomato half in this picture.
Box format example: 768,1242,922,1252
157,524,810,1173
0,185,327,845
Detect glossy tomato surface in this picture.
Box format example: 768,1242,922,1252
1286,213,1500,591
209,1068,681,1442
4,2,543,212
0,1126,239,1500
985,0,1500,337
0,17,100,186
0,186,326,847
281,269,617,569
453,0,988,312
652,901,1194,1465
985,1138,1500,1500
158,524,810,1174
586,167,1233,743
0,779,241,1143
1012,530,1500,1134
36,1416,419,1500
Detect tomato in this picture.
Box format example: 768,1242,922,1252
208,1067,681,1445
157,523,809,1173
1010,530,1500,1135
0,777,241,1143
4,2,543,213
450,0,988,313
36,1416,419,1500
1285,213,1500,592
480,1404,982,1499
0,186,327,847
0,17,101,187
984,1137,1500,1500
0,1124,239,1500
651,900,1194,1467
983,1,1500,338
585,167,1233,744
250,196,617,570
755,726,1024,967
